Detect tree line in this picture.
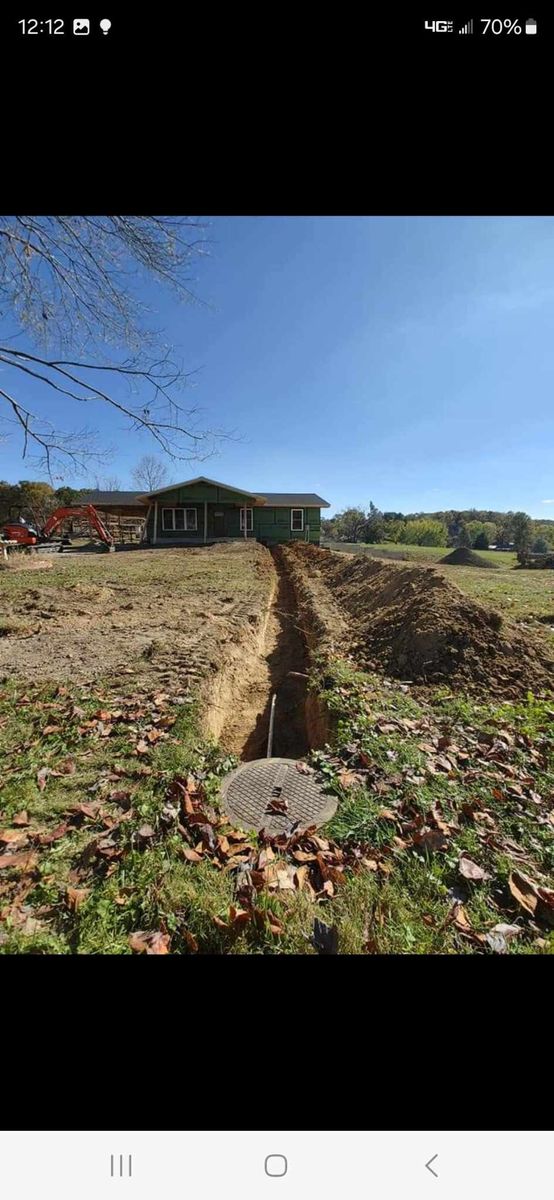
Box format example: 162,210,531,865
321,503,554,553
0,457,170,529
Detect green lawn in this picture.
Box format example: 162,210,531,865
322,540,517,567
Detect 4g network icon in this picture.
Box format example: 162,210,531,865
424,20,454,31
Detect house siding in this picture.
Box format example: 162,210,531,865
143,484,323,545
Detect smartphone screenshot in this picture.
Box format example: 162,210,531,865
0,10,551,961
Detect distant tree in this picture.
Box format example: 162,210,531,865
382,517,407,543
532,536,549,554
131,455,168,493
447,512,464,546
474,531,489,550
458,524,472,548
334,507,367,542
321,517,336,539
17,480,56,527
399,518,447,546
54,485,87,508
365,500,385,543
512,511,532,553
94,475,121,491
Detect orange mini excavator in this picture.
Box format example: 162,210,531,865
1,505,115,551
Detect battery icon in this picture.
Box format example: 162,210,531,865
525,17,537,33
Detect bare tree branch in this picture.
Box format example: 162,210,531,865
0,216,230,477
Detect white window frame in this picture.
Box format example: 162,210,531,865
239,507,253,532
162,507,198,532
291,508,304,531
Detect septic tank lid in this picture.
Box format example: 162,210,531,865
220,757,337,836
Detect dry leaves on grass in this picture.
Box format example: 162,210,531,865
128,930,171,955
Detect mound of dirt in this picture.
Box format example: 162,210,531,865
287,545,554,698
439,547,496,568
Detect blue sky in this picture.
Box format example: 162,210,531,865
1,215,553,518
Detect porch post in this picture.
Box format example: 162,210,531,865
152,501,158,545
204,500,208,543
243,506,247,538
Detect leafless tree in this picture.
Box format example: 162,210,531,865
0,216,229,477
131,455,168,492
94,475,122,491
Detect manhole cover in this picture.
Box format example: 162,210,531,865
220,757,337,836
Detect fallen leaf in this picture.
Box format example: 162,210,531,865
0,829,28,845
508,871,538,916
183,930,199,951
66,886,89,911
135,739,149,755
58,758,76,775
36,767,49,791
38,821,70,845
42,725,62,735
12,811,29,826
459,856,487,881
0,851,38,872
128,930,170,954
183,848,203,862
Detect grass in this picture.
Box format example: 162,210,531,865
1,544,553,955
322,540,517,567
1,661,553,954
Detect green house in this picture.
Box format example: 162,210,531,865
139,476,330,546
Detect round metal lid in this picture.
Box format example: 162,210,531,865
220,757,337,836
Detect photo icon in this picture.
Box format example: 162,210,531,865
73,18,90,34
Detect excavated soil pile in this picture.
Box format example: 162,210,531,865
289,545,554,697
439,547,497,568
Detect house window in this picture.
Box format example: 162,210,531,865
291,508,304,531
162,507,197,531
240,507,253,532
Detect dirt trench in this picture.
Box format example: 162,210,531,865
204,549,328,761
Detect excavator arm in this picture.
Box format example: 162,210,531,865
41,506,115,549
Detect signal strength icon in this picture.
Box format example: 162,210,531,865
458,18,474,33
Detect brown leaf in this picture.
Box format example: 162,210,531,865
0,851,38,872
58,758,76,775
94,709,112,721
183,848,203,862
413,829,449,851
378,808,398,821
508,871,538,916
338,769,360,789
146,728,164,743
136,823,155,841
71,801,102,820
135,739,149,755
292,849,317,863
295,761,313,775
128,930,170,954
452,902,472,931
38,821,71,845
12,811,29,826
459,856,487,882
42,724,62,735
108,790,132,806
0,829,28,845
66,886,89,911
184,930,199,951
36,767,49,791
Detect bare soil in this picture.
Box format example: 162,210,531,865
282,544,554,699
439,547,497,568
0,544,275,697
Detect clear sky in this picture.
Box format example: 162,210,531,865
1,216,553,518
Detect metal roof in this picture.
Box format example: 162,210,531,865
256,492,330,507
80,490,147,505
